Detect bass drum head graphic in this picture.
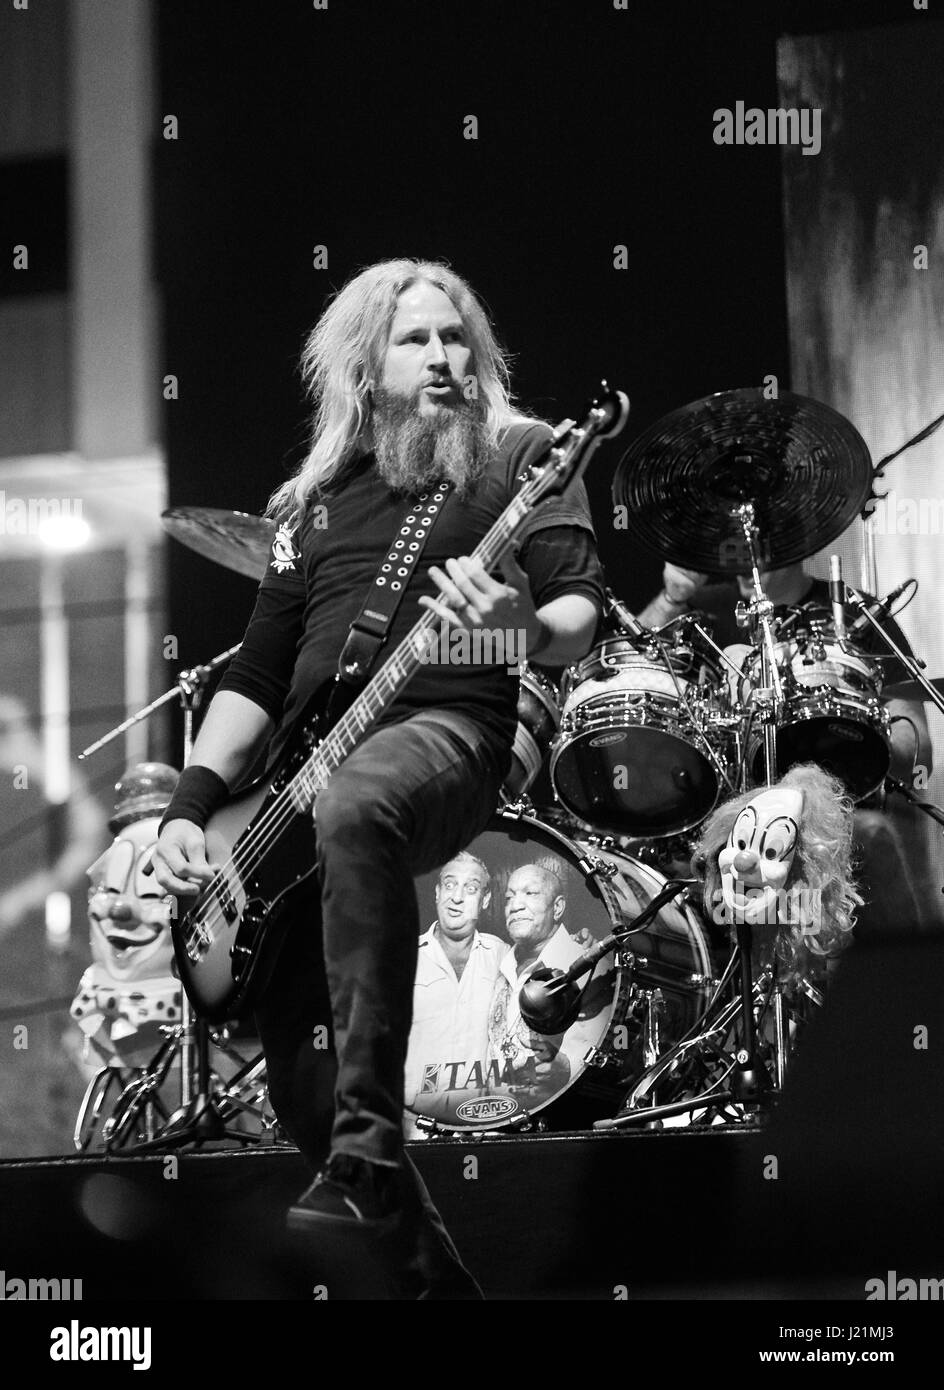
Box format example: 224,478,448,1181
405,811,712,1133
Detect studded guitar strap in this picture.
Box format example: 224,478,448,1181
335,480,454,692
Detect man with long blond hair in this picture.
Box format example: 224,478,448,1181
151,259,604,1297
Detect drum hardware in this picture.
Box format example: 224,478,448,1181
94,1028,281,1154
77,645,241,764
772,988,788,1090
731,501,786,788
730,920,770,1103
796,977,824,1008
846,581,944,719
639,987,665,1071
594,955,787,1129
736,622,892,802
722,512,787,1101
885,778,944,895
74,1063,166,1153
582,1045,623,1073
618,597,738,802
97,1044,177,1151
580,854,620,881
688,617,751,689
502,665,562,801
584,831,619,852
551,609,735,838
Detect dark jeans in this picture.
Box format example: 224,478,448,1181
254,707,507,1297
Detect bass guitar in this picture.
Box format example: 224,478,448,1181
172,383,629,1019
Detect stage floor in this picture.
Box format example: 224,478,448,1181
0,1115,938,1301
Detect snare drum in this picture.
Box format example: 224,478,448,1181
742,632,891,800
550,618,731,837
404,810,715,1134
501,664,561,800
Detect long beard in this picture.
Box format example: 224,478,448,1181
371,387,491,497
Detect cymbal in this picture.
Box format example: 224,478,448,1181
161,507,275,580
612,389,874,573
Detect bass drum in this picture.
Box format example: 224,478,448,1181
405,811,715,1134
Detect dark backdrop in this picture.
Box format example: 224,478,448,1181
153,0,928,687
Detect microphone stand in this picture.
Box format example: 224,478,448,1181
884,776,944,829
845,585,944,719
518,880,696,1034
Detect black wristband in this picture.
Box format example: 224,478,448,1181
158,765,229,834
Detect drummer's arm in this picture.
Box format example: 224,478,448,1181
885,697,933,779
637,564,709,629
527,593,599,666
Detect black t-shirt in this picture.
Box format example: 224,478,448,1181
693,576,914,685
218,420,605,763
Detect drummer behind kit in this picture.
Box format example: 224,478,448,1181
107,383,942,1147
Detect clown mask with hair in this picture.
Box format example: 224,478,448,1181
719,787,802,927
693,763,861,982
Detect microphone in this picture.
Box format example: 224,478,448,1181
829,554,847,640
605,587,648,638
518,881,697,1033
846,579,913,637
518,939,616,1034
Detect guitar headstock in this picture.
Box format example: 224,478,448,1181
522,381,630,499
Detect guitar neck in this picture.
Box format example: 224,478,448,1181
289,489,535,805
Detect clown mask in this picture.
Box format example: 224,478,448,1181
85,817,175,982
718,787,803,926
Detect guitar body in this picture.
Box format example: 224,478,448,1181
171,699,329,1021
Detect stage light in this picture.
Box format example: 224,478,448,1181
45,890,72,950
36,512,92,551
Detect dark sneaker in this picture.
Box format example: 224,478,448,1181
287,1152,401,1234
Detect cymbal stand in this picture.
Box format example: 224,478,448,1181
732,503,783,789
729,504,788,1099
77,643,241,763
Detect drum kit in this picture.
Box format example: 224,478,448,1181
74,388,944,1149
